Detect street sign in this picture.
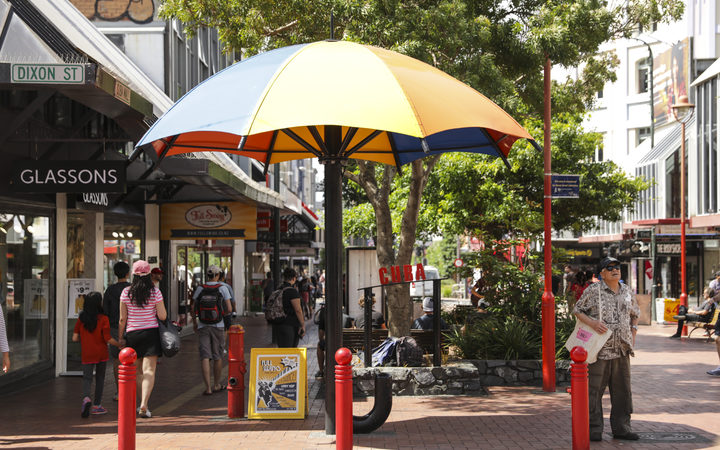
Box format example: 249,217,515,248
551,174,580,198
11,63,85,84
453,258,463,268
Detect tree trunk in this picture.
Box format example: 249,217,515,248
345,157,439,337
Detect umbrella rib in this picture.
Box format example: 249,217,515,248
263,130,279,177
479,128,512,170
166,143,246,152
339,127,359,155
344,130,383,158
308,126,329,156
387,131,403,174
281,128,324,158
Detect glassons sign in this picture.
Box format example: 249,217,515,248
11,161,126,193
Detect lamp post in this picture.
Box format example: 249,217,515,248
671,94,695,335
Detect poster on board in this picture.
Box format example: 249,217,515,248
248,348,307,419
24,279,48,319
67,279,94,319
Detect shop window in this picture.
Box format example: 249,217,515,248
103,222,143,289
0,213,52,375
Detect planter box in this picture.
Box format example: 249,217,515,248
352,359,571,396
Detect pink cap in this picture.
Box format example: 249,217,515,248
132,260,151,276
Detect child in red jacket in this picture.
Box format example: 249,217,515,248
73,291,120,418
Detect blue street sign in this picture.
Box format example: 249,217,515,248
551,174,580,198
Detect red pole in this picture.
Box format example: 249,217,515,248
227,325,246,418
679,120,688,336
118,347,137,450
542,56,556,391
570,346,589,450
335,347,353,450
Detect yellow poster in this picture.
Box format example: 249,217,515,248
248,348,307,419
663,298,681,322
160,202,257,240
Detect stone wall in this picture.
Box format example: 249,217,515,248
353,360,571,396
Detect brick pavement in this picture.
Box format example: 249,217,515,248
0,316,719,449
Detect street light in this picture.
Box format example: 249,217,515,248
671,94,695,335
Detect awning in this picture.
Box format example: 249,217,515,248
691,57,720,87
26,0,173,117
636,117,693,165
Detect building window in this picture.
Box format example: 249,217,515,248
666,150,681,218
698,78,717,214
637,58,650,94
106,34,125,53
637,127,651,146
597,89,604,99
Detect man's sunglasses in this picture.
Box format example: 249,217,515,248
605,265,620,271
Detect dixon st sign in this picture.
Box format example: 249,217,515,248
11,64,85,84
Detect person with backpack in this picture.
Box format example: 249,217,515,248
102,261,130,401
191,265,233,395
73,291,120,417
267,267,305,348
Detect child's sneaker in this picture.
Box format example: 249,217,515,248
81,397,91,418
91,405,107,415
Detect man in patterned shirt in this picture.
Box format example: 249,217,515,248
573,256,640,442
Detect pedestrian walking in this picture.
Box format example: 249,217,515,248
573,256,640,442
102,261,130,401
72,291,120,418
192,265,233,395
271,267,305,348
118,260,167,419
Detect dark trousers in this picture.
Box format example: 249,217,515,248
588,355,633,436
82,360,107,405
273,324,300,348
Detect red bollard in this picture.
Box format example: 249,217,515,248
118,347,137,450
570,346,589,450
335,347,353,450
227,324,246,418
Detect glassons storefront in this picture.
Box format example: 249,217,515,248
0,211,53,377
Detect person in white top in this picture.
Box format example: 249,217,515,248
118,260,167,418
0,306,9,373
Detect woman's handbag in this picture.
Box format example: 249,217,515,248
157,319,181,357
564,288,611,364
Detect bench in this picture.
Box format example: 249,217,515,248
340,328,446,354
687,309,719,341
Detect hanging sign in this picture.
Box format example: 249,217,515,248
11,161,126,193
551,174,581,198
67,279,94,319
378,263,427,285
161,202,257,240
248,348,307,419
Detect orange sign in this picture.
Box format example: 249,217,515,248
161,202,257,240
662,298,681,323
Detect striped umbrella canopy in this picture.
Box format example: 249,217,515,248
137,40,532,169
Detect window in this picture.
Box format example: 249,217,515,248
597,89,604,99
106,34,125,53
637,58,650,93
666,150,681,218
637,127,651,146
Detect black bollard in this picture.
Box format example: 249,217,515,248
353,372,393,434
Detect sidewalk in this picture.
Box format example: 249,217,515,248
0,317,719,449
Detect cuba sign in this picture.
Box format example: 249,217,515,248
378,263,427,285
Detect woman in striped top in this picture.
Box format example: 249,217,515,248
118,260,167,418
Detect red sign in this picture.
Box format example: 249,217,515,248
378,264,426,285
454,258,463,268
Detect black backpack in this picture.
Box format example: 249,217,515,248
395,336,425,367
195,284,225,324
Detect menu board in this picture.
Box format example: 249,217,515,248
248,348,307,419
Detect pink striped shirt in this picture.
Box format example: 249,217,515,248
121,286,163,332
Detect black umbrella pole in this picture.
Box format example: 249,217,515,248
324,128,344,435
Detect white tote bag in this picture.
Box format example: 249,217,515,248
565,288,611,364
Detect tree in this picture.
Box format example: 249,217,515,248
160,0,683,336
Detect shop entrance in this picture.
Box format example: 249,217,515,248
171,241,233,326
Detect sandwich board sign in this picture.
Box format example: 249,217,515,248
248,348,307,419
